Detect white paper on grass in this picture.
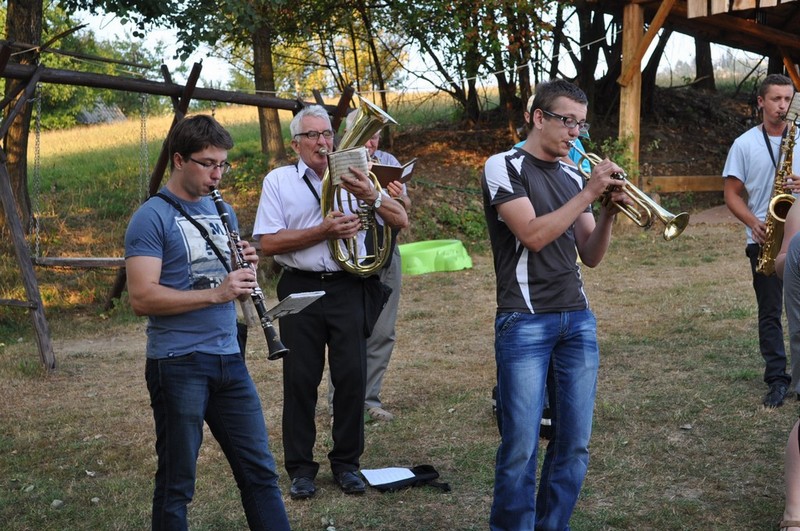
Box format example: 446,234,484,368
361,467,415,486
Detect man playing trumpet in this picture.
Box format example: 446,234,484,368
482,78,629,531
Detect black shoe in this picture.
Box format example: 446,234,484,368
290,476,316,500
764,383,788,408
333,471,365,495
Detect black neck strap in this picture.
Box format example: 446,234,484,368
761,124,788,169
155,192,231,273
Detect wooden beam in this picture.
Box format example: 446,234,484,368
618,0,676,87
0,152,56,370
33,257,125,268
331,85,356,132
780,47,800,89
0,62,337,113
598,1,800,60
0,67,56,370
619,2,644,180
669,3,800,56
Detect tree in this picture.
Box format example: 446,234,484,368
60,0,293,165
2,0,43,232
694,37,716,91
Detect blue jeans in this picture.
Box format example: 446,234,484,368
146,353,289,531
490,310,599,531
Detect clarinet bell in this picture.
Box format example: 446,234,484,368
267,338,290,360
265,322,290,360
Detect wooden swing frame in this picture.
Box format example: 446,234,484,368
0,44,355,371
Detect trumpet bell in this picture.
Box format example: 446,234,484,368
663,211,690,241
569,140,690,241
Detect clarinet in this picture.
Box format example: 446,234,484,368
210,187,289,360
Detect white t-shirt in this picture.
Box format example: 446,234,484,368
723,125,800,244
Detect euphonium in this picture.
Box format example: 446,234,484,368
320,96,397,276
756,118,798,276
569,141,690,241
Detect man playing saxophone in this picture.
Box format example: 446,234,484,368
723,73,800,408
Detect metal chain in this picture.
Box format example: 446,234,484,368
31,83,42,258
139,93,149,201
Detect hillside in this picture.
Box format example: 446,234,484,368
379,86,750,247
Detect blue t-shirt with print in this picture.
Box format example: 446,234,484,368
124,188,239,359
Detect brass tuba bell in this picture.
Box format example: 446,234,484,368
320,96,398,276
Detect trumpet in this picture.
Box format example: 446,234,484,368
569,141,690,241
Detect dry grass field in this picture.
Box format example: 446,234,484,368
3,216,799,530
1,88,796,530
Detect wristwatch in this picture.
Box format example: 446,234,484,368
372,191,383,209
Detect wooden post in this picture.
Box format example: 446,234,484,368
619,2,644,186
0,158,55,370
0,65,56,370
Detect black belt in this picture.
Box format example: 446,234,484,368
282,267,349,281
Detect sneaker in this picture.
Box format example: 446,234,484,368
367,406,394,422
764,383,788,408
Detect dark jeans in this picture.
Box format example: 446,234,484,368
746,243,790,386
145,353,289,531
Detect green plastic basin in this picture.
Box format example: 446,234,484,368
398,239,473,276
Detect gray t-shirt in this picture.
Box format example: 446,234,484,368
124,188,239,359
482,147,590,314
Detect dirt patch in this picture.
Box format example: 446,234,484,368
688,203,739,225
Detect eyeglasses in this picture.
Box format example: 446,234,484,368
294,129,334,140
186,156,232,174
540,110,590,134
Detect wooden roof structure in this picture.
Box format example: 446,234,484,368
588,0,800,191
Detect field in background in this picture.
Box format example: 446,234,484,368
1,92,466,337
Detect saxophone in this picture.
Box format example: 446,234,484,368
756,119,798,276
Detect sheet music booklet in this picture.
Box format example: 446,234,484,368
372,158,417,188
327,146,370,185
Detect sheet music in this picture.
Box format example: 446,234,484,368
401,161,415,181
328,146,369,185
266,291,325,321
361,467,415,486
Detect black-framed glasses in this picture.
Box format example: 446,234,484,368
294,129,334,140
541,109,590,134
186,156,232,174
